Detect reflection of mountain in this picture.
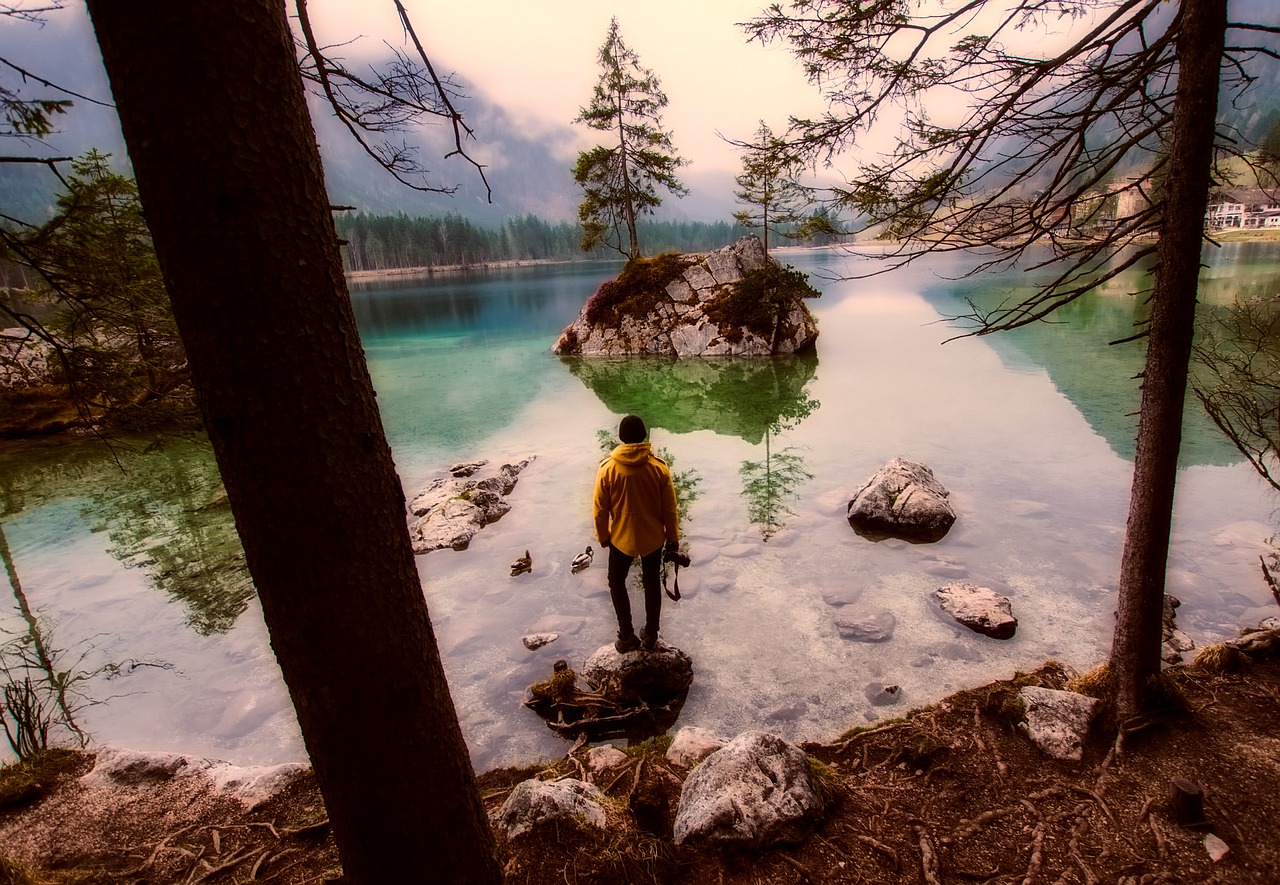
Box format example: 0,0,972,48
561,354,820,444
921,245,1280,467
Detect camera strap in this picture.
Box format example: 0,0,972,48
663,563,681,601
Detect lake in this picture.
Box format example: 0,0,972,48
3,242,1279,772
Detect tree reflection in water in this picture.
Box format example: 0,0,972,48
565,354,820,538
85,439,255,636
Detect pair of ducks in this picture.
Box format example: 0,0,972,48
509,545,594,577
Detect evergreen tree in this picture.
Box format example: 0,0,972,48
732,121,817,256
7,150,192,429
573,17,687,260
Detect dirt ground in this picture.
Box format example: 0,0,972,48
1,647,1277,884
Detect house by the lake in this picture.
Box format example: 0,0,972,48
1206,189,1280,229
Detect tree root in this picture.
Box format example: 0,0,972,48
915,825,942,885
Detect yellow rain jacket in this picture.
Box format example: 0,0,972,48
593,442,679,557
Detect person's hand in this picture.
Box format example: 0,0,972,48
664,540,680,556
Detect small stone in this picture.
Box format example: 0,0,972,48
1204,833,1230,862
936,583,1017,640
585,746,628,774
521,633,559,651
666,726,727,769
864,684,902,706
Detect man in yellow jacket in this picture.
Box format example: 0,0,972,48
594,415,680,652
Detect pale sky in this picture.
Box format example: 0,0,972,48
311,0,827,177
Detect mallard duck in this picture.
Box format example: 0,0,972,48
509,549,532,576
570,545,594,574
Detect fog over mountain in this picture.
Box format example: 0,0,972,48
0,8,739,227
311,91,740,225
2,2,1275,228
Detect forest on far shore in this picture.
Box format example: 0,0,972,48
333,212,840,272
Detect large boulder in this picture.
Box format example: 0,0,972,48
552,236,818,357
1018,687,1100,761
493,778,608,839
406,458,532,553
847,457,956,542
673,731,824,848
936,582,1018,639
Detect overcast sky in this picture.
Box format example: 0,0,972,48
312,0,827,177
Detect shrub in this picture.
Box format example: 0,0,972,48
584,253,693,325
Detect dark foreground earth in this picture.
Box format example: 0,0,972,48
1,646,1277,884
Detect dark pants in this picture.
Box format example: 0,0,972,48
607,544,663,637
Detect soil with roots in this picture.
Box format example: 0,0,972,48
1,650,1277,884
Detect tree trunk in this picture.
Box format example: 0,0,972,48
1111,0,1226,721
84,3,500,882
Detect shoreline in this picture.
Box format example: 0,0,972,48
340,228,1280,283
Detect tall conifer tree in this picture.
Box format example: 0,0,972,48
574,17,687,260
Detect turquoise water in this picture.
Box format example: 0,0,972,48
2,244,1278,771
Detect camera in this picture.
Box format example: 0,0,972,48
664,546,691,568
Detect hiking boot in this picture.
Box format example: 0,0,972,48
615,630,641,653
640,628,658,651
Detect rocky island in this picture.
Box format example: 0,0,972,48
552,235,819,357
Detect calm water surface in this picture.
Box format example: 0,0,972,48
3,244,1279,771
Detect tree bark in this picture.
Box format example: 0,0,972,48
1111,0,1226,720
84,2,500,881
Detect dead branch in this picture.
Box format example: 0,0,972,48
601,761,635,795
1071,786,1117,825
852,833,900,871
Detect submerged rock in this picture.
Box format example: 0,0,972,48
406,457,533,553
673,731,824,848
833,605,896,642
936,582,1018,639
552,236,819,357
847,458,956,543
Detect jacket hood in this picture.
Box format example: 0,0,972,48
610,442,655,466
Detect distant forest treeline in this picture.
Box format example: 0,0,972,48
334,212,758,271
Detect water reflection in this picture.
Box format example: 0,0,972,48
740,431,813,541
920,243,1280,466
85,440,254,636
560,354,820,445
0,521,88,748
0,437,253,636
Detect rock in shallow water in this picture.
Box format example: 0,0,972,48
847,457,956,543
935,582,1017,639
834,605,896,642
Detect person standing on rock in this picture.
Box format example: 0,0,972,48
594,415,680,653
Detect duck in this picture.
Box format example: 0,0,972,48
509,550,532,576
570,545,594,574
